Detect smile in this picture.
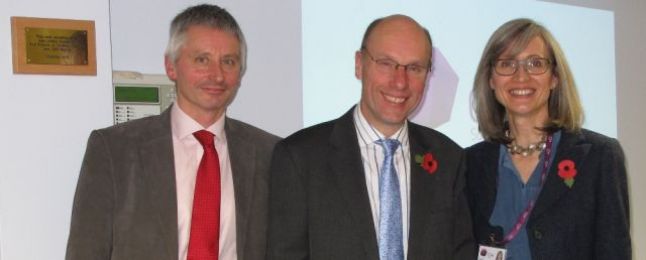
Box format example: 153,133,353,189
509,88,535,96
384,94,406,104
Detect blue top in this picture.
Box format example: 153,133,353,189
489,131,561,260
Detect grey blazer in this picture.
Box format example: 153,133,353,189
267,107,475,260
66,107,280,260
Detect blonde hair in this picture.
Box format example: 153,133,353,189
471,18,583,143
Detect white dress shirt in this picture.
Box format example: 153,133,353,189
353,105,411,258
171,104,237,260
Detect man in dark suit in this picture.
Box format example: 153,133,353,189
66,4,279,260
267,15,474,260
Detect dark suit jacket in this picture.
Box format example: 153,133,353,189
267,108,475,260
66,107,280,260
466,129,631,259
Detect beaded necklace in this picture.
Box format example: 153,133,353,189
505,130,547,157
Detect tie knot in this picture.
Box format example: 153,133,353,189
193,130,215,148
376,139,400,157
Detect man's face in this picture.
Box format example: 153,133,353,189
165,25,242,125
355,17,431,136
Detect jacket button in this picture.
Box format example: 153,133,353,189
533,229,543,240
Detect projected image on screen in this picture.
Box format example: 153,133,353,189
302,0,616,147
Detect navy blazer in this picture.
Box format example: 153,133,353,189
267,107,475,260
466,129,631,259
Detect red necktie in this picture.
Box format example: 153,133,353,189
187,130,221,260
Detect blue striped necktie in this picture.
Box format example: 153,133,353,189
375,139,403,260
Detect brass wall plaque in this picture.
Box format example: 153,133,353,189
25,28,88,65
11,17,96,75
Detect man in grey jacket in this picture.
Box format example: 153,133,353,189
66,4,279,260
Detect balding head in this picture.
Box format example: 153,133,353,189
360,15,433,65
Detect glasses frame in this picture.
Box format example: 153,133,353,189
492,57,553,76
361,48,431,78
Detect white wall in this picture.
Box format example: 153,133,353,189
0,0,113,259
615,0,646,259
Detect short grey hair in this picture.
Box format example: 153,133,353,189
165,4,247,74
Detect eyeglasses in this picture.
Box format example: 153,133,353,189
362,48,430,78
492,57,552,76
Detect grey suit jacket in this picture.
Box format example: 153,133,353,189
267,107,475,260
66,107,280,260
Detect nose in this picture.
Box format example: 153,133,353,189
208,62,225,83
392,65,408,89
512,64,529,82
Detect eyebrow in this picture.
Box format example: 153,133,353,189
377,55,427,67
189,51,240,60
497,54,546,59
221,53,241,60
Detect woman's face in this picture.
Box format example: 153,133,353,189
489,36,557,121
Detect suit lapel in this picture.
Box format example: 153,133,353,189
225,118,256,259
466,142,506,243
138,108,178,258
328,109,380,260
532,131,590,220
407,124,445,257
475,142,501,221
407,127,432,256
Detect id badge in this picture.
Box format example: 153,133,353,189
477,245,506,260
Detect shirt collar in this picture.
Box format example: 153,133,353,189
353,104,408,146
171,103,226,143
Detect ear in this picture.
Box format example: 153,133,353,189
489,77,496,90
355,51,363,80
551,75,558,89
164,55,177,81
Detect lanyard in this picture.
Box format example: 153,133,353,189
500,135,554,245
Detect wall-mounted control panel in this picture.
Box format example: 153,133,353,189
112,71,175,124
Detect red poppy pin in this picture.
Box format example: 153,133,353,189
557,159,577,188
415,152,438,175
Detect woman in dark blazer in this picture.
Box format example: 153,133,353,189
466,18,631,260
